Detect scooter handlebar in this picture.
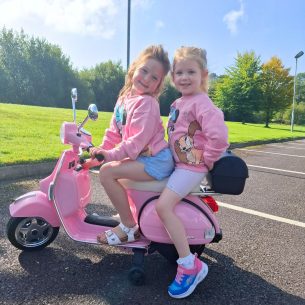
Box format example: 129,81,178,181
95,153,105,162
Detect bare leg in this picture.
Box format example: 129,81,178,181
99,159,154,228
155,188,190,258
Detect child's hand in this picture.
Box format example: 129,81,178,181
90,147,106,162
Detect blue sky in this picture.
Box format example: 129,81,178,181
0,0,304,75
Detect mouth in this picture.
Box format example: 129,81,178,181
179,83,190,88
138,81,148,89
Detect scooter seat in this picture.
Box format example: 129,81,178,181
118,178,202,193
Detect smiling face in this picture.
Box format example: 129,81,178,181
131,58,164,96
172,58,206,96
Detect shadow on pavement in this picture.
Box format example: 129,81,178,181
0,243,304,305
1,177,304,304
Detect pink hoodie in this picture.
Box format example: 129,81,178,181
167,92,229,173
101,94,168,161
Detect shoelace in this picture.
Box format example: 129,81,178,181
174,269,185,284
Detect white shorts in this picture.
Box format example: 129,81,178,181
166,168,207,198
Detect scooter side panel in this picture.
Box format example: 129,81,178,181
129,190,220,245
9,191,61,227
54,166,91,217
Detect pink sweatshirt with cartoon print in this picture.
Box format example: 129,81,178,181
167,92,229,173
101,94,168,161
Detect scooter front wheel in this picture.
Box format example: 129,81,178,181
6,217,59,251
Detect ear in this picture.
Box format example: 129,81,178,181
201,69,208,81
174,140,188,163
171,71,175,82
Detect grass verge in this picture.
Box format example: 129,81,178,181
1,103,304,166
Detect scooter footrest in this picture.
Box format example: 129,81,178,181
84,214,120,227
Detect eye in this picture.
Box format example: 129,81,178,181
152,75,159,81
175,71,182,76
141,68,148,74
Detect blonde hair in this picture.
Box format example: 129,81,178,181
119,45,170,99
172,46,209,93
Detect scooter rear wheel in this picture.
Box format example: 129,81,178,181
6,217,59,251
154,243,205,264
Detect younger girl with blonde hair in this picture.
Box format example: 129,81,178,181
156,46,229,298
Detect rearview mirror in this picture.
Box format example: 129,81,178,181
88,104,98,121
77,104,99,133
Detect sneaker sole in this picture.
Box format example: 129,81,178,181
168,262,208,299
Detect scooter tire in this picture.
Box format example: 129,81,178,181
154,243,206,264
6,217,59,251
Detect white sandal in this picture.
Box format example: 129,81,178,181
97,223,140,245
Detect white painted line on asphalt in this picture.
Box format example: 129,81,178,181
266,144,305,150
218,201,305,228
238,149,305,158
247,164,305,175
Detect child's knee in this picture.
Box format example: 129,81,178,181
155,200,168,218
99,163,113,185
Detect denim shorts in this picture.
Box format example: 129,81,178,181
137,148,174,181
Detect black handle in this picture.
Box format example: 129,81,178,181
95,153,105,162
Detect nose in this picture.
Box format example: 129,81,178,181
178,72,186,80
144,73,151,82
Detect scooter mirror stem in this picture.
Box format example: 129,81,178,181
78,116,89,132
71,88,78,123
77,104,98,133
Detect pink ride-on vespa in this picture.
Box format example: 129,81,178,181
6,88,248,285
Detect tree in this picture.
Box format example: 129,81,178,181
207,73,220,101
79,61,125,112
260,57,293,127
213,51,262,123
0,27,92,108
295,72,305,104
159,76,180,116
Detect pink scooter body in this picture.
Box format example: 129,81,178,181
124,184,220,245
9,120,221,250
7,100,225,285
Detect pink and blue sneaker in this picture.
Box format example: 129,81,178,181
168,256,208,299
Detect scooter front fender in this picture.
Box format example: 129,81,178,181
9,191,61,227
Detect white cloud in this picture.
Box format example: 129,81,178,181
223,0,245,35
0,0,119,38
155,20,164,29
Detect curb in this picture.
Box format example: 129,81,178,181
0,161,56,182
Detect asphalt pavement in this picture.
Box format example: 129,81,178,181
0,140,305,305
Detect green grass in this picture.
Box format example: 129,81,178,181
1,102,305,166
0,103,112,166
227,121,305,145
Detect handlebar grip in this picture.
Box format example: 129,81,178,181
95,153,105,162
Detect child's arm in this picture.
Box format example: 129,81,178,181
200,108,229,170
100,113,122,150
104,97,160,162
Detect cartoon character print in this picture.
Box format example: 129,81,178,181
115,103,127,135
174,120,203,164
167,106,179,136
